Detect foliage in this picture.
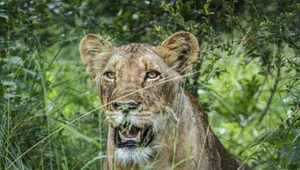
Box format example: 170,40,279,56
0,0,299,169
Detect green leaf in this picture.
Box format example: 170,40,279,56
64,125,101,148
7,56,24,66
0,13,8,19
204,4,209,15
81,155,110,170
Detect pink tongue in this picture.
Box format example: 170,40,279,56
121,126,139,138
122,132,136,138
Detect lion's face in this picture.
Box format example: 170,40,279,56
100,45,183,163
80,32,199,164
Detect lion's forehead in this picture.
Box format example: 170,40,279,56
106,54,146,74
105,44,167,73
117,43,153,54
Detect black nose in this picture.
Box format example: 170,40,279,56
112,102,141,112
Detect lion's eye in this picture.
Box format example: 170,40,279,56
146,71,160,80
104,71,116,80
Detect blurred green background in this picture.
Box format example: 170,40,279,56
0,0,299,169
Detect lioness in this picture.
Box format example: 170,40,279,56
80,32,245,170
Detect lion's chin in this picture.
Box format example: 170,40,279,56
114,121,154,148
115,147,153,165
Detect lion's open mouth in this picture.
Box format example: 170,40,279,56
114,122,154,148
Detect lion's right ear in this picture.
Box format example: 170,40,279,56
155,32,199,75
79,34,114,79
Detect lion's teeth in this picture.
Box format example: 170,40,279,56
119,131,125,141
136,131,141,141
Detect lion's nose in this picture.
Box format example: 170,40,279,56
112,101,141,113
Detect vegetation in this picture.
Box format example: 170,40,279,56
0,0,299,169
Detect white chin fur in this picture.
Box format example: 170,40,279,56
115,147,152,165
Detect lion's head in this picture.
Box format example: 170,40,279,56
79,32,199,165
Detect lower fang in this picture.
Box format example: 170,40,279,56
136,131,141,141
119,131,125,141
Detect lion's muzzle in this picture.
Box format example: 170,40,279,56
109,101,154,148
112,101,142,113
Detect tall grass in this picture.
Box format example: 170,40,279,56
1,38,107,169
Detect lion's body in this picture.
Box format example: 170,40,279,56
80,32,246,170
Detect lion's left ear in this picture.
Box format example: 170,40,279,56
79,34,115,79
155,32,199,75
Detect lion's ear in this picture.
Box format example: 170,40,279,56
155,32,199,75
79,34,114,79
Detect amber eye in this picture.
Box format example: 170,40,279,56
146,71,160,80
104,71,116,80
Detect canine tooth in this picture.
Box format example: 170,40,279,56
136,131,141,141
119,131,125,141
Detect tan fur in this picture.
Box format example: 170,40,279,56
80,32,247,170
